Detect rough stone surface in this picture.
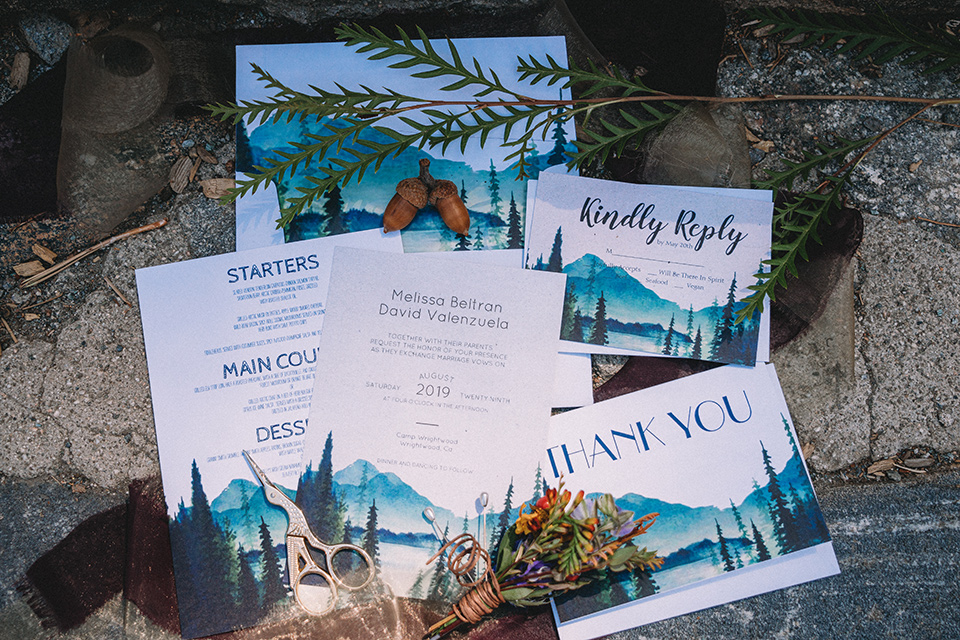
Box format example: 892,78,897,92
18,13,72,65
718,38,960,471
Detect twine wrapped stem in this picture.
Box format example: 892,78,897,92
426,533,504,630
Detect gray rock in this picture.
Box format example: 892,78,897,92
19,13,72,65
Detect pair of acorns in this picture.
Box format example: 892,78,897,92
382,158,470,236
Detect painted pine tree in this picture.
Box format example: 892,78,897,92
323,179,346,235
454,233,472,251
570,307,585,342
473,223,484,250
589,291,609,345
409,569,427,599
362,500,381,568
751,519,772,561
560,288,579,341
712,274,739,362
235,544,261,625
715,519,736,572
531,464,544,502
258,516,286,608
506,192,522,249
547,110,569,165
692,326,703,360
547,226,563,272
662,314,676,355
188,460,238,621
632,567,660,598
760,440,799,555
487,160,502,217
495,478,515,546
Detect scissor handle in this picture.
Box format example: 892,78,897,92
287,536,339,616
322,542,376,592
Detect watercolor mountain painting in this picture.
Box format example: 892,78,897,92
551,414,830,621
234,38,577,252
167,437,544,638
237,115,575,253
532,247,762,365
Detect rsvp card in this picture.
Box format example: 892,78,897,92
527,172,773,365
299,247,566,600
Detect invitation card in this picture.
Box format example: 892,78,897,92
298,247,566,601
526,172,774,365
136,230,402,638
235,37,576,261
545,363,839,640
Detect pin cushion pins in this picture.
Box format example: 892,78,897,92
383,158,470,235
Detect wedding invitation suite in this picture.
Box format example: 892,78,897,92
526,172,774,365
545,363,839,640
298,247,566,600
136,230,402,638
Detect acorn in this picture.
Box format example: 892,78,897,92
418,159,471,236
382,172,428,233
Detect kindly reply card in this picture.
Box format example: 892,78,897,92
545,363,839,640
299,247,566,601
526,172,773,365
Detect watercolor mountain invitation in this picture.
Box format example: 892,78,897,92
136,230,402,638
544,363,839,640
297,247,566,605
526,171,774,365
235,37,576,257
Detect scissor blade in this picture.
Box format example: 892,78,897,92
242,450,274,488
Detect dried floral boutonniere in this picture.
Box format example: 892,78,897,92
424,481,662,639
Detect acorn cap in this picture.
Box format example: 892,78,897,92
395,176,428,209
426,179,458,205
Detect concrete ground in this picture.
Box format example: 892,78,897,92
1,4,958,639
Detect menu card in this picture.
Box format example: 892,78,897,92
136,230,401,638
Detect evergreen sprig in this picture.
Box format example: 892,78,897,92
747,8,960,76
205,25,670,229
737,135,873,322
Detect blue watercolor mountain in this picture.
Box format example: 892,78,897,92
564,253,719,332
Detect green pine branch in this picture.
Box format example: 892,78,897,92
747,8,960,76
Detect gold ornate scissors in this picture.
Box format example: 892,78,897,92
242,450,375,615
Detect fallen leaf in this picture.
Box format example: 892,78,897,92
14,260,45,277
752,25,775,37
801,442,815,460
71,484,87,494
866,458,896,475
199,178,236,199
744,129,761,143
909,160,923,172
169,156,193,194
9,52,29,91
23,312,40,321
782,33,807,45
753,140,776,153
32,243,57,264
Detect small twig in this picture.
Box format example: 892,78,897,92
914,216,960,228
13,211,46,231
1,317,17,344
918,117,960,128
20,219,168,288
738,41,755,69
103,275,132,307
19,292,63,311
893,463,927,474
